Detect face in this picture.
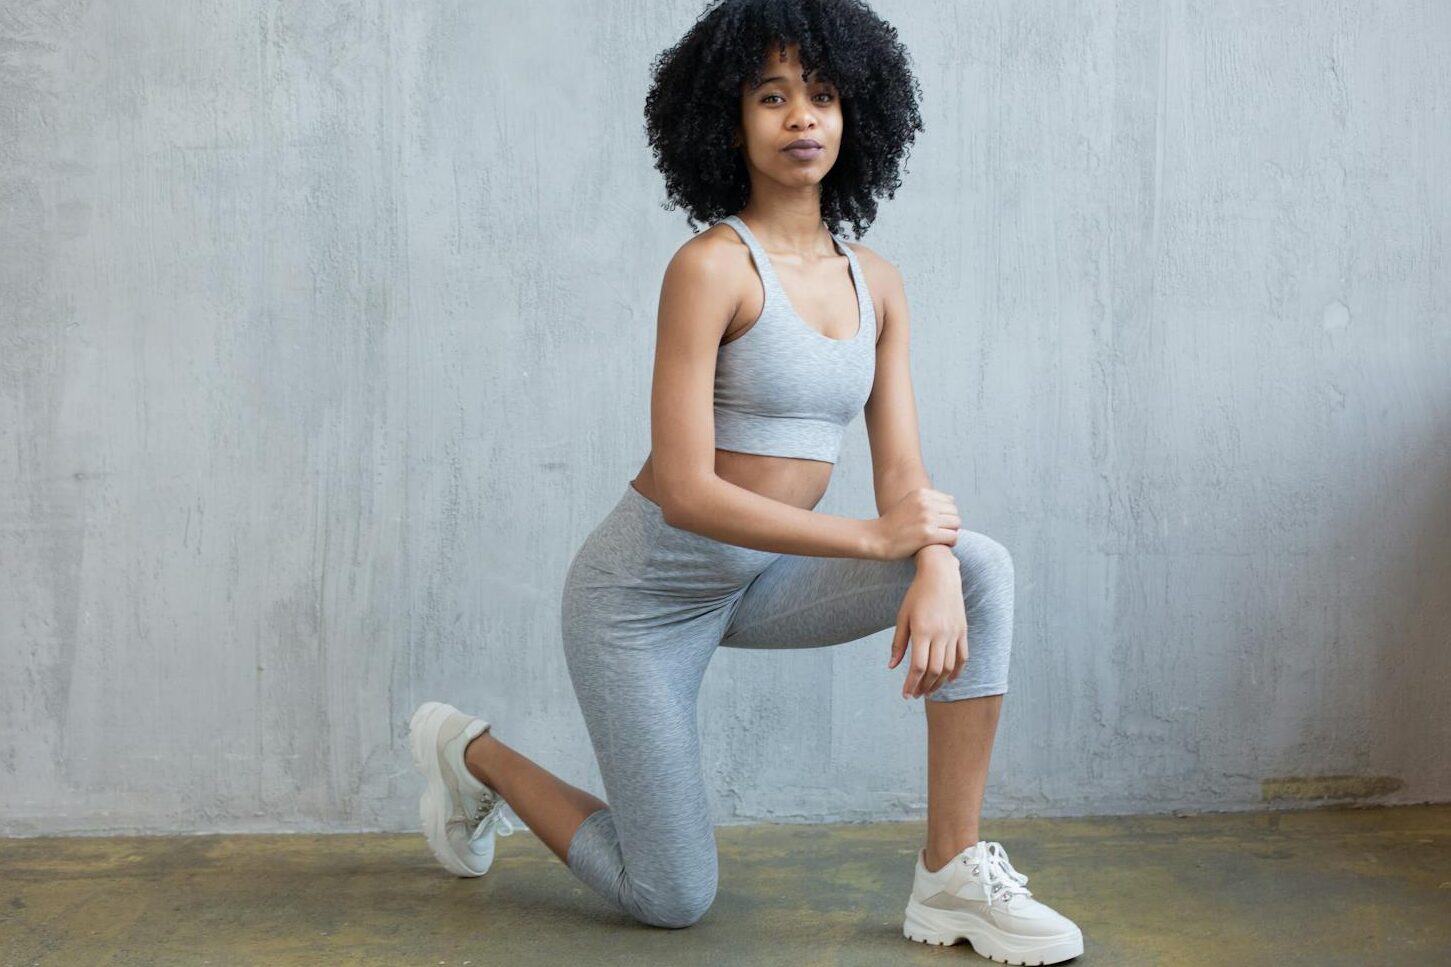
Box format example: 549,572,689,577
735,42,843,184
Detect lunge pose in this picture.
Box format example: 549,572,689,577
410,1,1082,962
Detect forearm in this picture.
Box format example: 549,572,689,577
875,463,959,571
663,474,876,559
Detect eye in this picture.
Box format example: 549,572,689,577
760,92,836,104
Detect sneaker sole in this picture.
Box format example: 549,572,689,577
903,898,1083,965
409,701,490,879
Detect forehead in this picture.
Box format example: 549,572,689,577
746,40,834,85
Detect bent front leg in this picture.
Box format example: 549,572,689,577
720,529,1015,703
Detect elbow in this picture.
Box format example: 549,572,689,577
656,476,707,528
658,490,688,528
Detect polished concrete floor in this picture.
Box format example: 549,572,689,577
1,804,1447,966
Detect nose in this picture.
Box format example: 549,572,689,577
787,95,817,131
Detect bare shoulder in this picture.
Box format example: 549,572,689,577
674,220,749,268
655,223,744,342
661,223,749,297
841,238,902,285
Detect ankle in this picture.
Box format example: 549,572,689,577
463,730,501,787
924,836,979,873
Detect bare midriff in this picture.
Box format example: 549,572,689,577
630,449,833,514
628,221,874,516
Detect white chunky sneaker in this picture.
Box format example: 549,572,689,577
408,701,516,878
903,840,1084,965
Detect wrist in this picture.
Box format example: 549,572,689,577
859,519,886,560
914,543,957,572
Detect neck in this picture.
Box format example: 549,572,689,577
737,195,832,256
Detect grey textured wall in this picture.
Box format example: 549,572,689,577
2,0,1447,836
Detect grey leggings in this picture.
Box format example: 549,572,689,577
559,482,1013,928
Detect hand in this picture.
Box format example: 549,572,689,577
888,565,968,699
868,488,961,560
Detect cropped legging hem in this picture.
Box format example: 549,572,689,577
928,681,1009,701
558,481,1015,927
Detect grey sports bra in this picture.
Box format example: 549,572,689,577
712,214,876,464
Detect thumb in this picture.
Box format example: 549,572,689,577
888,618,909,668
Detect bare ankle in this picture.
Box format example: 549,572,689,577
924,836,978,872
463,730,500,786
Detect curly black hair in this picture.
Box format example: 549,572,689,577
643,0,925,238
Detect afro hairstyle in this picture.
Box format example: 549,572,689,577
643,0,925,238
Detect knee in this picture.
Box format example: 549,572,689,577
633,876,717,929
949,530,1015,590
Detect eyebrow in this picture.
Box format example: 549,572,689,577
751,73,833,89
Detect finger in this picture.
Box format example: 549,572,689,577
915,638,937,696
905,660,929,699
948,631,967,682
902,640,927,698
912,638,932,697
888,619,909,669
943,634,962,685
918,638,947,698
930,638,954,694
921,667,943,697
904,666,926,699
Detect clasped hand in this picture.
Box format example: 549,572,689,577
872,487,969,698
888,560,968,699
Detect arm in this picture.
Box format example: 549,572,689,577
647,239,880,559
860,252,959,576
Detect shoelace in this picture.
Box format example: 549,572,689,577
466,788,517,851
967,841,1032,903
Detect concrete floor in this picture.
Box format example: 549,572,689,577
1,804,1447,966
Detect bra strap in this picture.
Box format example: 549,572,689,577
720,215,782,290
833,232,873,326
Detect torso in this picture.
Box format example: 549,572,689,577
631,449,834,512
629,221,882,513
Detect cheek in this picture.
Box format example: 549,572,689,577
738,110,769,149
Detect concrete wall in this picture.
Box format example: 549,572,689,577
2,0,1447,836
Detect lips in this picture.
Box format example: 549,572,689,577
784,138,823,161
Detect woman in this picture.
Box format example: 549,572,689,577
408,1,1083,962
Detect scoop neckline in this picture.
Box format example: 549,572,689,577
722,215,867,345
